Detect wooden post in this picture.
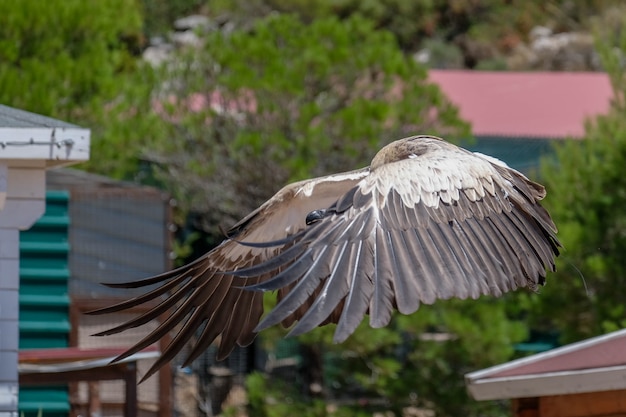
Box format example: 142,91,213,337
125,362,138,417
88,382,101,417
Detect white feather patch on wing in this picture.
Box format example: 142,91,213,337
472,152,510,168
362,147,502,209
295,168,370,197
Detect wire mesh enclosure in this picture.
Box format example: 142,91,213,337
47,169,174,417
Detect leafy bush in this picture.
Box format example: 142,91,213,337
0,0,143,119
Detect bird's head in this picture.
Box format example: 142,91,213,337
370,135,444,170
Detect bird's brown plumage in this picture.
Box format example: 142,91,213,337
88,135,560,381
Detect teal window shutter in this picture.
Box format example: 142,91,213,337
19,191,71,417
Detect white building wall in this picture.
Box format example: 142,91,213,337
0,166,45,417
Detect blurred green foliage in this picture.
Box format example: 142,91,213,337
239,372,331,417
146,14,469,235
528,4,626,343
0,0,159,179
139,0,205,36
210,0,619,68
250,295,522,416
0,0,143,119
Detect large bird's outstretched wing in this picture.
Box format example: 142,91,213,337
232,140,560,344
86,168,369,381
88,135,560,381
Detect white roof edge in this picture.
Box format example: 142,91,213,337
467,364,626,400
466,328,626,381
0,126,89,132
0,126,90,163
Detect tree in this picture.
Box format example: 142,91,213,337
0,0,143,120
525,5,626,343
140,0,206,36
242,297,524,416
210,0,619,69
146,14,468,236
0,0,159,179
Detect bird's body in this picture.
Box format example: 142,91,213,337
89,135,560,380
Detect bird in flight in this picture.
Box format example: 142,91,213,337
88,135,560,380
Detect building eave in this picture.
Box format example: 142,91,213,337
0,104,90,167
467,364,626,400
0,126,90,167
465,329,626,401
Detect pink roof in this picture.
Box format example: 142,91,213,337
465,329,626,400
429,70,613,139
489,331,626,378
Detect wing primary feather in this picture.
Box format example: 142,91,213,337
109,270,230,369
145,291,222,380
214,276,264,360
503,208,558,284
483,215,528,290
334,239,375,342
188,289,248,365
91,288,187,336
424,224,469,299
405,227,442,305
100,260,203,289
235,272,265,346
176,274,252,367
226,243,307,277
369,226,395,328
90,271,207,336
108,302,198,370
285,243,357,337
255,242,349,332
387,228,425,313
437,221,485,298
235,215,351,285
490,212,543,281
227,218,346,278
450,218,505,296
101,267,196,289
509,208,558,269
510,210,552,262
466,228,507,295
237,289,264,346
182,310,234,366
243,248,320,292
86,270,197,315
473,216,519,292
